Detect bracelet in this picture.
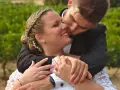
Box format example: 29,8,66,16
17,79,22,86
49,76,55,87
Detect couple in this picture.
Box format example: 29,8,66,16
6,0,117,90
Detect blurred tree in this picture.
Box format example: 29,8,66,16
45,0,67,5
110,0,120,7
102,7,120,68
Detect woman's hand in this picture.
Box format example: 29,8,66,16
53,55,92,85
19,58,53,85
53,56,72,83
17,76,53,90
66,56,92,84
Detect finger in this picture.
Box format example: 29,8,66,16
38,65,52,71
65,57,71,65
67,57,78,74
80,64,88,82
71,59,78,75
54,59,59,72
75,62,85,83
59,55,64,65
53,58,59,66
38,75,48,80
30,61,35,67
55,66,58,71
87,72,92,79
34,58,48,67
38,71,51,75
17,84,31,90
61,56,67,64
53,69,59,76
70,61,80,84
71,62,82,84
52,58,57,67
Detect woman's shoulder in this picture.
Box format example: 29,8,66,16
93,68,118,90
5,69,22,90
7,69,22,84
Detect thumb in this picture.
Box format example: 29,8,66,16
65,57,71,65
87,72,92,79
30,61,35,67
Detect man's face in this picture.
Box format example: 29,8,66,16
63,11,95,35
67,0,72,8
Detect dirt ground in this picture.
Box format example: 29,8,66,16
0,61,120,90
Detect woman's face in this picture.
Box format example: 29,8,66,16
41,11,72,48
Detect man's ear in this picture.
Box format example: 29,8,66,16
35,33,45,44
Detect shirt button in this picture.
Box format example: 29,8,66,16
60,83,64,87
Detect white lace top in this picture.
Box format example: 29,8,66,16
5,68,117,90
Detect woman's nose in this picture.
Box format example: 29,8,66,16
61,23,69,30
70,22,78,32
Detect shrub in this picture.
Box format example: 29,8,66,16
0,2,65,62
0,2,120,68
102,7,120,67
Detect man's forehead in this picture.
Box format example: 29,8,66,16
68,0,72,4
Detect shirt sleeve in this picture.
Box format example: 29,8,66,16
5,69,22,90
17,44,54,73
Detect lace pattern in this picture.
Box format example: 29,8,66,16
93,68,117,90
5,69,22,90
5,68,117,90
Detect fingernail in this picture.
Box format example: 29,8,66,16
51,65,55,68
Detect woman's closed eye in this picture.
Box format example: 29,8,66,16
52,22,60,27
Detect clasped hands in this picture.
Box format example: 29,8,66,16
17,55,92,90
53,55,92,85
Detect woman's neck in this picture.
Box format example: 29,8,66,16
43,47,64,56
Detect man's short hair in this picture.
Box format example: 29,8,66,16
73,0,110,24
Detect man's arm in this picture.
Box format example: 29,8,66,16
17,44,54,73
80,24,107,76
69,24,107,76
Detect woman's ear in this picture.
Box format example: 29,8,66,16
35,33,45,44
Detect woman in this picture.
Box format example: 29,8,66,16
5,8,117,90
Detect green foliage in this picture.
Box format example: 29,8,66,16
0,3,39,62
102,7,120,67
45,0,67,5
0,2,65,62
0,2,120,68
110,0,120,7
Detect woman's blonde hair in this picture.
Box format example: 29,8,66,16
21,8,52,53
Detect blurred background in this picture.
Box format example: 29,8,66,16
0,0,120,90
